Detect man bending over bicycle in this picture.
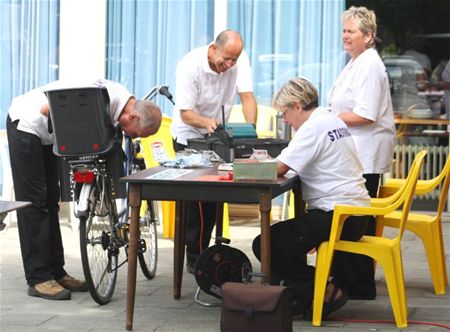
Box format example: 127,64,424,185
6,79,162,301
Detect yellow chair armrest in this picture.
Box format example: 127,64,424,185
334,203,396,219
384,178,439,196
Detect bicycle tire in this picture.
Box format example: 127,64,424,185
138,201,158,279
79,182,118,305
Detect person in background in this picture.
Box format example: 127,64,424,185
7,79,162,300
432,59,450,115
170,30,258,273
403,29,432,84
327,6,396,300
252,77,371,319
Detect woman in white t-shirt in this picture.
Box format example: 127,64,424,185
252,77,371,319
327,6,396,300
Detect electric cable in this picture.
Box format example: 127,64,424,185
332,318,450,330
198,201,204,255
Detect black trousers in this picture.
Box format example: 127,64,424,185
6,116,67,286
332,173,380,298
172,140,217,257
252,209,370,312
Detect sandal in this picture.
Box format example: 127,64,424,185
303,283,348,321
323,283,348,318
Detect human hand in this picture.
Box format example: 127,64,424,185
205,118,219,134
40,104,49,116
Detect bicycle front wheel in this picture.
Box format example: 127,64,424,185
79,183,118,305
138,201,158,279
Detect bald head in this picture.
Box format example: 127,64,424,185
208,30,244,73
215,30,243,49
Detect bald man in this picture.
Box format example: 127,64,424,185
171,30,258,273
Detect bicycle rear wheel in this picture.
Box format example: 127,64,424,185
138,201,158,279
79,183,118,305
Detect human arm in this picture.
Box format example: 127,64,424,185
180,109,219,134
435,80,450,91
330,50,384,127
236,50,257,124
239,92,257,124
276,160,291,176
338,111,374,127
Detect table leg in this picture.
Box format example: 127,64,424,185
173,201,186,299
259,189,272,284
126,184,141,331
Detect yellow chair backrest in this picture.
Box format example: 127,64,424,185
138,116,176,238
229,104,278,138
140,116,176,168
378,153,450,218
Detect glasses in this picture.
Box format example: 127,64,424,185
279,102,315,118
279,109,290,119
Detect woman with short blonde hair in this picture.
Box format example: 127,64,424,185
328,6,396,300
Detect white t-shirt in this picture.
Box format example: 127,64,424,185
8,79,132,145
170,44,254,145
277,107,370,211
328,47,396,174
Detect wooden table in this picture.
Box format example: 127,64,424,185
121,165,301,330
0,200,32,231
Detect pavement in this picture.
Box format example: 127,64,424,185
1,211,450,332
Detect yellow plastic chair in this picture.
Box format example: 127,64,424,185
229,104,278,138
140,116,176,238
312,150,427,328
375,154,450,295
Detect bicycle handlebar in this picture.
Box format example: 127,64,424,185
141,84,175,105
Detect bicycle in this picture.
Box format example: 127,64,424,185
47,85,172,304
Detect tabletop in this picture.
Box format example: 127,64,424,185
0,200,31,214
0,200,31,230
121,164,299,204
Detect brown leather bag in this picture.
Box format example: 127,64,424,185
220,281,293,332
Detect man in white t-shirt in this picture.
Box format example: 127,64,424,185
171,30,257,272
6,79,161,301
252,78,370,319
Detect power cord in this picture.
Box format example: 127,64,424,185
332,318,450,330
198,201,204,255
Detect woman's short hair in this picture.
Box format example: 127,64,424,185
343,6,377,48
272,77,318,111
